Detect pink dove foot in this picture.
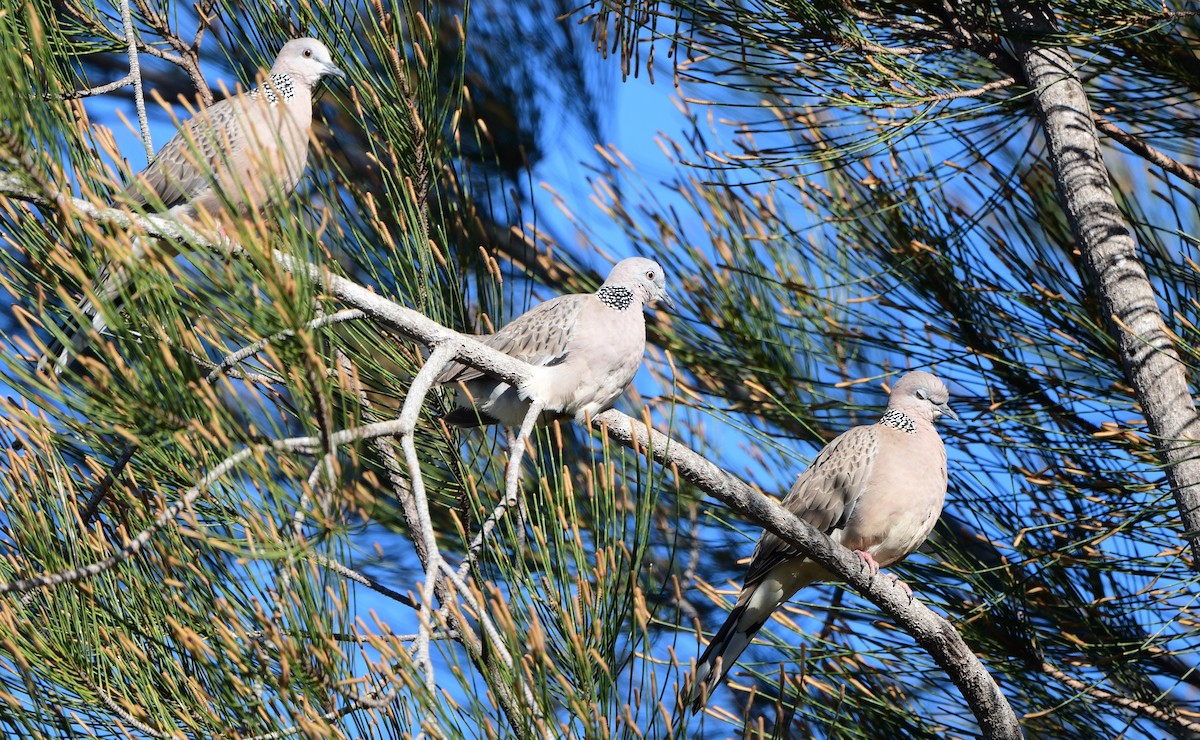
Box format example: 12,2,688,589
853,550,881,576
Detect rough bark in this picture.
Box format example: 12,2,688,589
1000,0,1200,564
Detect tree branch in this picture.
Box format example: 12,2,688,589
1092,113,1200,190
117,0,153,159
1041,661,1200,734
999,0,1200,565
0,173,1016,737
591,411,1022,739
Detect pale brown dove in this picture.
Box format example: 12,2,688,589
39,38,345,373
688,371,956,712
437,257,672,427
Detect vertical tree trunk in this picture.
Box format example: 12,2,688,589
1000,0,1200,566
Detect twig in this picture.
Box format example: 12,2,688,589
1041,661,1200,733
325,671,403,711
306,552,420,609
0,445,256,594
205,309,366,383
329,345,535,733
437,561,515,672
455,401,544,581
59,4,186,69
886,77,1015,108
82,673,174,738
80,443,139,526
503,403,542,552
396,342,458,726
433,560,543,723
0,429,429,594
191,0,217,49
188,350,283,385
241,684,399,740
54,76,135,100
1093,113,1200,189
116,0,153,160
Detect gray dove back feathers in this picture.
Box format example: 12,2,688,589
438,257,671,427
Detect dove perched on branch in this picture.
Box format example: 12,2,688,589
437,257,673,428
39,37,345,373
689,371,956,712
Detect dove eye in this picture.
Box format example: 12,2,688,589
915,389,929,400
303,49,314,58
646,270,656,280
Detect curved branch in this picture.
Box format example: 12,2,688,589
592,411,1021,739
0,174,1016,737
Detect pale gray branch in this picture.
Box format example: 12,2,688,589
116,0,153,159
999,0,1200,564
0,173,1014,737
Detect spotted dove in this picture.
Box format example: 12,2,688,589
437,257,672,427
688,371,956,712
39,38,345,373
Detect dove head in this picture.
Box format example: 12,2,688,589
271,38,346,87
604,257,673,309
888,371,956,423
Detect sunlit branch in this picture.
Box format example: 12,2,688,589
592,409,1021,739
396,342,456,711
117,0,153,159
1041,662,1200,734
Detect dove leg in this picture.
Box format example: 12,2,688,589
884,572,914,600
853,550,881,576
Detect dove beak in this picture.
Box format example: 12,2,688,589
324,62,347,81
657,290,675,311
938,402,958,421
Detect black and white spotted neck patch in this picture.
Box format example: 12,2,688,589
251,73,296,105
880,408,916,433
597,285,634,311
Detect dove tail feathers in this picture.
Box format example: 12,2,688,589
36,258,134,375
37,299,112,375
688,588,774,713
441,407,499,427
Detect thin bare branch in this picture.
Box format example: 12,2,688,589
1093,113,1200,189
1041,662,1200,734
306,552,419,609
53,75,135,100
116,0,153,158
205,309,366,383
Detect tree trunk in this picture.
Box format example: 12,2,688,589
1000,0,1200,566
